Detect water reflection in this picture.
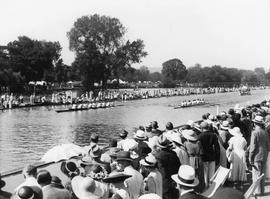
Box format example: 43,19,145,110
1,89,270,172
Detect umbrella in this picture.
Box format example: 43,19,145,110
41,143,85,163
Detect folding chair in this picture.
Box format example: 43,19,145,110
244,174,264,199
201,166,231,198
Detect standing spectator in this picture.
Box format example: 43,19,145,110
218,120,232,149
116,151,144,199
171,134,189,165
249,115,270,195
155,135,180,199
198,122,220,188
117,130,138,152
37,170,71,199
226,127,247,189
133,130,151,159
139,153,163,197
182,129,205,192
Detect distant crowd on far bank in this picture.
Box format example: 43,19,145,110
0,85,268,110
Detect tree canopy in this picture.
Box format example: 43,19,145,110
67,14,147,90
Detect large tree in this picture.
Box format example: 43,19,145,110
7,36,61,82
161,58,187,87
67,14,147,90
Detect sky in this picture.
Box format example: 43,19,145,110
1,0,270,70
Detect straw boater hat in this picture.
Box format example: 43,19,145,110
171,165,199,187
252,115,264,125
229,127,242,137
182,129,198,141
71,176,106,199
220,120,230,130
134,130,147,140
103,172,132,183
140,153,157,167
156,135,172,148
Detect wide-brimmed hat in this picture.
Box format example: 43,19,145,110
182,130,198,141
60,160,80,177
171,165,199,187
171,134,183,146
71,176,104,199
134,130,147,140
103,172,132,183
156,135,172,148
116,151,133,162
220,120,229,130
228,127,242,137
140,153,157,167
252,115,264,124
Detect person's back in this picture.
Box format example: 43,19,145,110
43,184,71,199
198,130,220,162
250,126,270,162
124,165,144,199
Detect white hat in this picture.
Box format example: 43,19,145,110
134,130,147,140
182,130,198,141
228,127,242,137
171,165,199,187
139,194,161,199
252,115,264,124
71,176,107,199
140,153,157,167
220,121,229,130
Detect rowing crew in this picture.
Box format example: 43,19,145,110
180,99,205,107
71,102,115,110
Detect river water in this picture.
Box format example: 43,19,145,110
1,89,270,172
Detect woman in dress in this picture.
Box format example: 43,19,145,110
226,127,247,189
182,129,205,193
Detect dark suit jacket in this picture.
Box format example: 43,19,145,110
249,127,270,163
43,184,71,199
198,130,220,162
180,191,206,199
155,148,180,194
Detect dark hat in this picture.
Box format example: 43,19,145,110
103,172,132,183
0,175,5,189
212,188,244,199
51,176,62,184
151,121,159,129
119,130,128,137
157,135,172,148
60,160,80,178
37,170,51,185
166,122,173,130
116,151,133,162
17,186,42,199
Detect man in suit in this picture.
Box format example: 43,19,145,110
171,165,206,199
155,135,180,199
37,170,71,199
198,122,220,188
249,115,270,195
